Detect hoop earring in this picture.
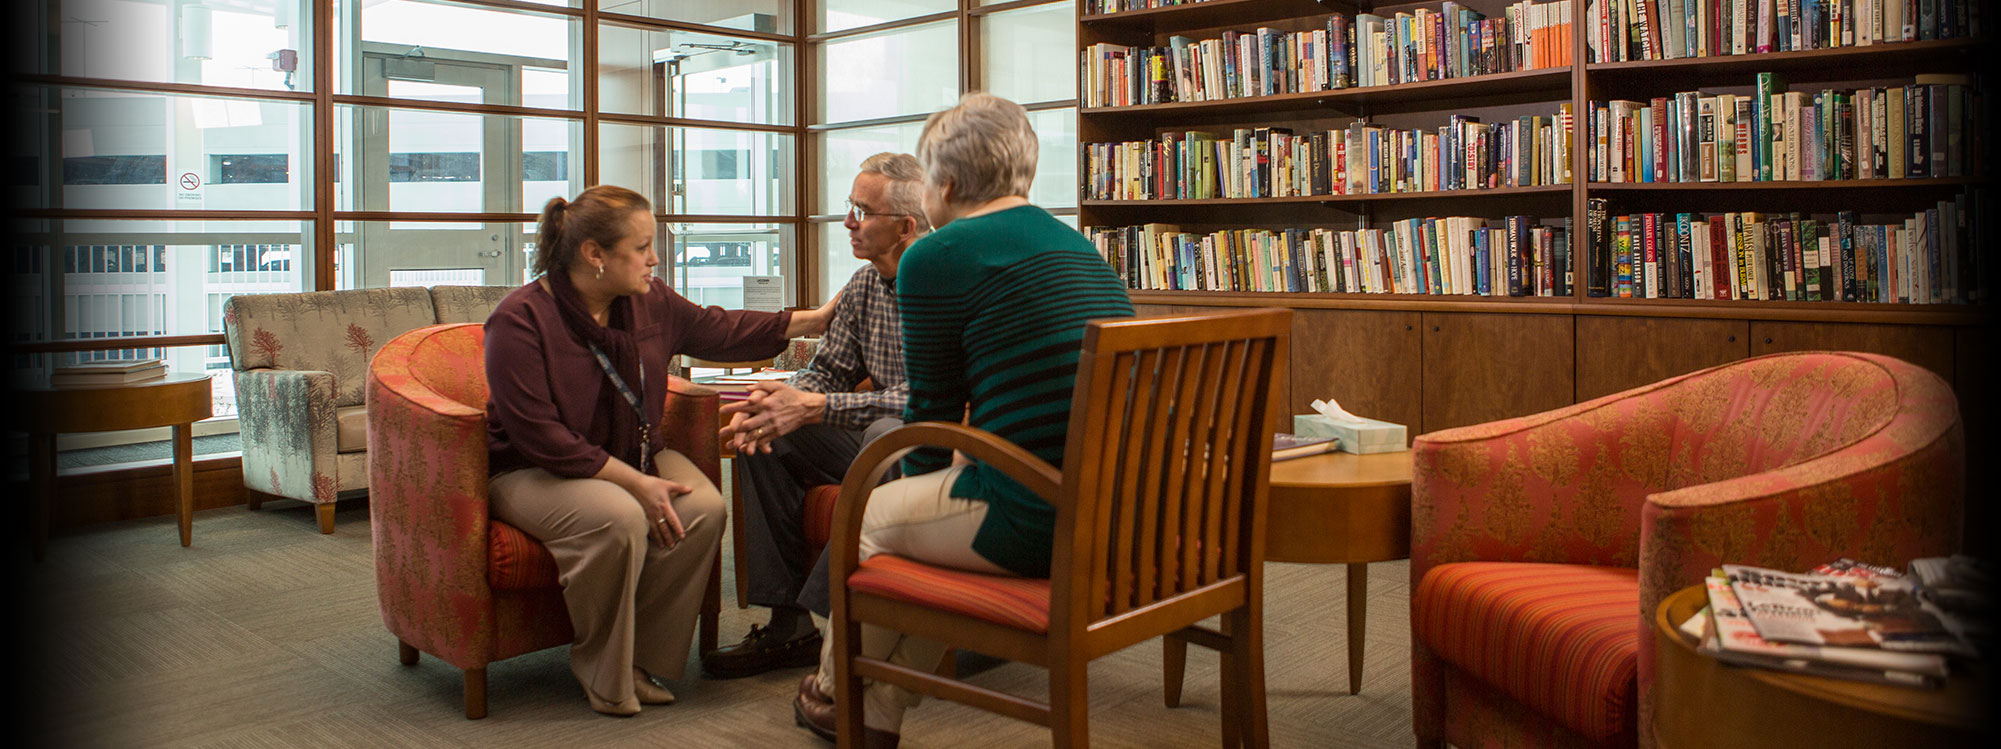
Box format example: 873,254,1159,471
594,262,604,279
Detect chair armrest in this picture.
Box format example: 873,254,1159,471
660,376,722,489
1411,389,1678,585
235,367,339,501
825,422,1061,591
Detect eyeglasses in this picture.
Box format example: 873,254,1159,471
845,199,909,222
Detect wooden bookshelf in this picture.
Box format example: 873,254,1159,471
1078,0,1990,439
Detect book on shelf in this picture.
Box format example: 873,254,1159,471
1723,563,1971,655
1271,433,1338,461
1088,216,1571,297
1586,72,1980,183
1584,192,1982,303
1081,1,1573,109
49,359,168,386
1086,110,1573,201
1586,0,1977,62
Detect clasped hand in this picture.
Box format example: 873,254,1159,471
719,381,825,455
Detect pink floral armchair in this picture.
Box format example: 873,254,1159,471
1408,352,1963,748
366,322,723,718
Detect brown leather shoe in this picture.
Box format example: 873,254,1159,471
702,624,822,679
792,686,899,748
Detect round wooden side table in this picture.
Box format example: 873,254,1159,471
15,372,214,559
1164,449,1413,700
1652,583,1988,748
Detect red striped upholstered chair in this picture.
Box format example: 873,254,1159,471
1409,351,1964,749
827,309,1290,748
367,322,724,718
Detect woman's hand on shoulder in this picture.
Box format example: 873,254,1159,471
784,290,841,338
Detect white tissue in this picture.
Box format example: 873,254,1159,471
1310,398,1365,424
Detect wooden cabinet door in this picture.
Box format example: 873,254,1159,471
1749,322,1955,385
1575,316,1750,401
1289,308,1423,442
1421,312,1575,434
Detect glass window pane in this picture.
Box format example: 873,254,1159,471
816,122,925,215
336,219,538,290
599,24,793,125
817,220,868,305
820,0,954,34
37,87,311,213
605,0,793,35
1027,108,1077,209
351,0,578,109
982,3,1075,104
600,124,796,216
336,105,583,214
669,222,794,309
56,0,315,92
819,21,957,125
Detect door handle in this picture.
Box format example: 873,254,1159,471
476,250,503,258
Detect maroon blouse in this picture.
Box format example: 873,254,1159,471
485,277,791,478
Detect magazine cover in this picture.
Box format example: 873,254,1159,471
1702,577,1946,683
1723,564,1969,655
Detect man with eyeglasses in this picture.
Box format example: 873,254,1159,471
706,152,929,679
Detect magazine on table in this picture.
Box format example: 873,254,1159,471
1699,576,1946,686
1723,564,1970,656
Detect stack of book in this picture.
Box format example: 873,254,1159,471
1090,216,1572,296
1685,559,1977,687
1083,1,1574,108
1086,111,1574,201
1586,73,1978,183
50,359,168,387
1583,193,1983,302
1585,0,1977,63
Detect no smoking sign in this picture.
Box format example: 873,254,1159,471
176,171,202,202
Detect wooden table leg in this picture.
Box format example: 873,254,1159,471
173,423,194,547
30,433,55,562
1346,562,1367,695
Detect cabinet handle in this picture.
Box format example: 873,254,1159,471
1764,337,1773,344
1728,335,1736,342
1431,325,1440,332
1405,324,1413,331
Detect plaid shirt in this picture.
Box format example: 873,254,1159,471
787,264,907,430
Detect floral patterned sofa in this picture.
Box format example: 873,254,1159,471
223,285,515,533
1408,351,1964,749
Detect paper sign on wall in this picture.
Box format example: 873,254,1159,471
742,275,783,312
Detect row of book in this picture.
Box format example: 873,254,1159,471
1582,193,1983,303
1085,112,1575,201
1587,0,1979,63
1586,73,1979,183
1688,558,1985,687
1082,1,1574,108
1086,217,1575,297
1083,0,1209,14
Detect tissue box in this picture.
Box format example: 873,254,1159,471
1294,414,1408,454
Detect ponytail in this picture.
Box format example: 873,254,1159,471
531,186,650,279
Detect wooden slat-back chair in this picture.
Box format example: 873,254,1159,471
827,308,1289,748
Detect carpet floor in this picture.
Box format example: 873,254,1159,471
27,481,1417,748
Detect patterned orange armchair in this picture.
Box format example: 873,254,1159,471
1409,352,1963,749
366,322,723,718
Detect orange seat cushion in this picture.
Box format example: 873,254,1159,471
1413,562,1640,744
488,520,560,591
804,484,841,553
847,555,1052,633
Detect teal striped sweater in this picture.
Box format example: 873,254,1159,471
897,205,1135,577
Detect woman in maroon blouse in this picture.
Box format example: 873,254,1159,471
485,185,834,716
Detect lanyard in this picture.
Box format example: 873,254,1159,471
588,343,650,475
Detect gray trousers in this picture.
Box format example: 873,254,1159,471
737,418,902,617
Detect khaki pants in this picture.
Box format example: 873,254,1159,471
812,465,1012,732
490,449,725,705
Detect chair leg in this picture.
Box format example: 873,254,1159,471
316,503,336,534
935,648,958,678
730,460,752,610
700,547,722,653
1227,608,1269,749
1049,659,1090,749
1218,646,1243,749
1162,635,1188,708
464,666,488,720
398,640,419,666
834,616,867,748
245,491,263,511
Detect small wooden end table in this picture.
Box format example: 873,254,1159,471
1652,584,1985,748
15,372,214,559
1165,449,1413,700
